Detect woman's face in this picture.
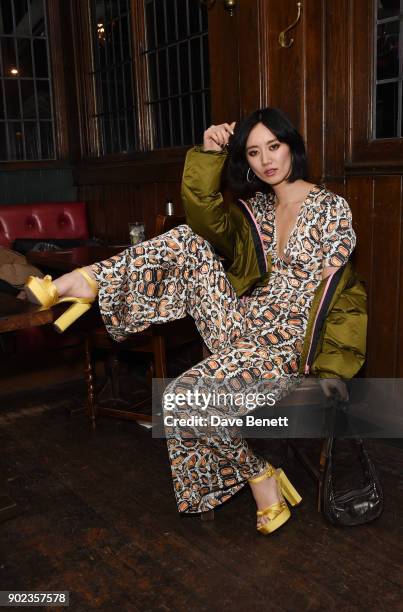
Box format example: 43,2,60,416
245,122,292,187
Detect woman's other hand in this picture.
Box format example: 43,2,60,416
319,378,349,402
203,122,236,152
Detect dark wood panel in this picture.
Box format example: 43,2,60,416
395,177,403,377
346,177,374,375
208,1,240,123
346,177,373,286
369,177,402,377
79,180,184,245
266,0,304,127
237,0,261,117
324,0,348,180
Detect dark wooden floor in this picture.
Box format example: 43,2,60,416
1,383,402,612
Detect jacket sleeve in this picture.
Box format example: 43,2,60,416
181,146,236,261
312,277,367,379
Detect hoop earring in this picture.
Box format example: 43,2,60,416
246,167,255,183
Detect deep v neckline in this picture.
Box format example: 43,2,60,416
273,184,319,262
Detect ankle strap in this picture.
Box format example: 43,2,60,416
248,463,276,484
77,267,98,294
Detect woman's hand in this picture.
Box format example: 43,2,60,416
319,378,349,402
203,122,236,152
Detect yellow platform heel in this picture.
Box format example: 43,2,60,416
24,268,98,333
249,464,302,535
277,469,303,507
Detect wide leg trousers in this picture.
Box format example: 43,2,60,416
92,225,303,513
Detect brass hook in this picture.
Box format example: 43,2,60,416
279,1,303,48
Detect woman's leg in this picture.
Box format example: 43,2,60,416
86,224,247,344
163,330,301,524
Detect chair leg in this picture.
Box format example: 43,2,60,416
107,350,121,399
200,509,215,521
317,438,329,512
152,335,167,379
84,337,96,430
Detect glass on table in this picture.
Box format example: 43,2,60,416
129,222,145,246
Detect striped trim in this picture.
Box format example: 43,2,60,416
237,199,268,276
304,265,345,374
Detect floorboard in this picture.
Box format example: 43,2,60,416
0,383,402,612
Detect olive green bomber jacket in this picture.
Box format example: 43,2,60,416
182,147,367,379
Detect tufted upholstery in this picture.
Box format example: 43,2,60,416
0,201,89,353
0,202,88,248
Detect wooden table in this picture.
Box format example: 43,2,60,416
27,245,126,273
0,291,57,333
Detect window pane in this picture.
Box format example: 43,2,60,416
377,0,400,20
0,123,7,158
21,78,35,118
145,1,155,49
202,34,209,88
0,0,54,159
90,0,137,155
40,120,54,158
121,14,130,58
376,82,398,137
181,94,192,143
148,51,157,100
171,96,181,144
192,92,203,142
0,82,4,118
36,79,51,118
176,0,188,38
17,38,33,77
155,0,166,46
8,121,23,159
159,100,170,146
29,0,45,36
14,0,30,36
166,0,176,43
1,38,17,77
0,1,14,35
24,120,38,158
377,21,399,80
158,48,167,97
190,37,201,90
4,78,20,119
33,38,48,77
179,41,189,92
188,0,201,35
169,46,178,96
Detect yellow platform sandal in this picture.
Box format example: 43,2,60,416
249,463,302,535
24,268,98,334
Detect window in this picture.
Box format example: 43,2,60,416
374,0,403,138
144,0,210,148
0,0,55,161
90,0,138,155
84,0,211,156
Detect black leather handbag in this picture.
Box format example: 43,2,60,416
322,436,384,526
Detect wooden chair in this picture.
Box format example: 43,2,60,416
85,214,203,428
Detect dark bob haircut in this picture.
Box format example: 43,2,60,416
226,107,308,198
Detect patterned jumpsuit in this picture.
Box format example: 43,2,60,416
91,184,356,514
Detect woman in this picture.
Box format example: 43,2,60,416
24,108,367,535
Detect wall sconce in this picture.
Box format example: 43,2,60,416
97,22,105,43
200,0,237,16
